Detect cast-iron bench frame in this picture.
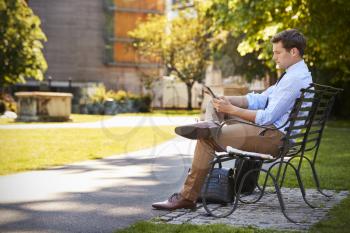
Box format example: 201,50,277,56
202,83,342,223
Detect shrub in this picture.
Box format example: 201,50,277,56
0,93,17,114
136,95,152,112
109,90,128,102
84,84,152,114
89,84,106,103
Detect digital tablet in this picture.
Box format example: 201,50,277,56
203,85,218,99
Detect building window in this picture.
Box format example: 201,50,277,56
103,0,165,67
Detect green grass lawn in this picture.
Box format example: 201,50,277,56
327,119,350,128
0,126,175,175
0,110,200,125
115,125,350,233
279,127,350,191
115,222,289,233
121,109,201,116
256,127,350,191
0,114,115,124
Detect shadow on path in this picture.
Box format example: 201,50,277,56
0,150,194,233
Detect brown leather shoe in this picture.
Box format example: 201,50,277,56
175,121,220,140
152,193,196,210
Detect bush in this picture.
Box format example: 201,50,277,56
134,95,152,112
83,85,152,114
0,93,17,114
109,90,128,102
89,84,106,104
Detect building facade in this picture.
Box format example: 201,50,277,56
24,0,165,94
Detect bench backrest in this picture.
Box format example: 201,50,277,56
278,83,342,159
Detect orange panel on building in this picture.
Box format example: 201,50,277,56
114,12,148,38
114,43,137,62
114,0,164,11
112,0,165,64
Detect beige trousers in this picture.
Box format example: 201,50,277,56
180,100,285,201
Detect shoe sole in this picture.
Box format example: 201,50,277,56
175,126,219,140
175,125,208,139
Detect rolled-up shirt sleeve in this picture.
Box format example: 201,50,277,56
246,86,274,110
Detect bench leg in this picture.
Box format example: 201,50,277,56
309,160,332,199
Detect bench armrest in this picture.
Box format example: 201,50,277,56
219,118,286,131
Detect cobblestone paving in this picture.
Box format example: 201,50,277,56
158,188,348,231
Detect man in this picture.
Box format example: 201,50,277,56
152,29,312,210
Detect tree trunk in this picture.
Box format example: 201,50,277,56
0,84,5,97
186,83,193,111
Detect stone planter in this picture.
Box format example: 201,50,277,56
15,92,73,122
89,103,104,115
104,100,117,115
79,104,89,114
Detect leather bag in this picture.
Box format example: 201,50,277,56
198,163,235,204
198,159,263,203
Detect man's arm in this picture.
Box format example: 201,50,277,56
226,96,249,109
214,85,276,122
224,85,275,110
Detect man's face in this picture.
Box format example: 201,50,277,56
272,41,296,70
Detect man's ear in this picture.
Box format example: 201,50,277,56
291,48,298,57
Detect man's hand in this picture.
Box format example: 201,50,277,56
212,97,236,114
213,96,257,123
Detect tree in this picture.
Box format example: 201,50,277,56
0,0,47,88
203,0,350,82
201,0,350,117
128,9,210,110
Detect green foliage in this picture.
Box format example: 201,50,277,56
108,90,128,102
128,8,211,110
0,0,47,87
210,32,271,81
0,93,16,112
89,83,107,103
203,0,350,82
89,84,145,104
86,84,152,113
202,0,350,117
0,100,5,114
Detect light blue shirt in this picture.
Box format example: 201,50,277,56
246,60,312,134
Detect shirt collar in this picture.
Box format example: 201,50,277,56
286,59,308,73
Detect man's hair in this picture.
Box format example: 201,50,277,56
271,29,306,56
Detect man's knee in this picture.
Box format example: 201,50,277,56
205,100,215,114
